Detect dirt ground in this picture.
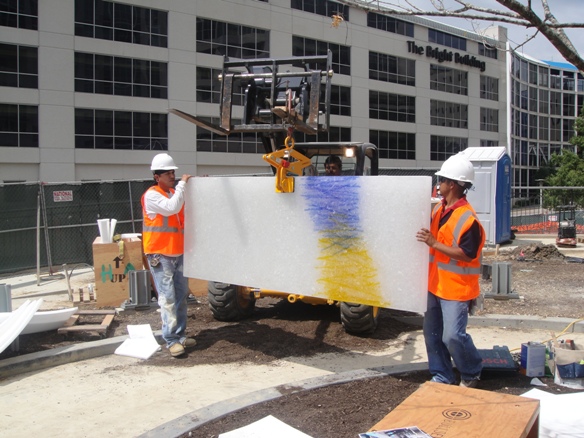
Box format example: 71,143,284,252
2,243,583,437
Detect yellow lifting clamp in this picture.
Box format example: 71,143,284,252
262,134,312,193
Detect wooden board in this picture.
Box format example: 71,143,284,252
370,382,540,438
92,237,143,306
184,176,431,313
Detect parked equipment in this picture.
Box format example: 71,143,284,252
556,205,577,247
171,52,381,334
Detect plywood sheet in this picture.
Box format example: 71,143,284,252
184,176,431,313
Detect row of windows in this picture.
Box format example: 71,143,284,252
430,100,468,129
196,18,269,59
430,65,468,96
75,52,168,98
479,43,498,60
369,91,415,123
292,36,350,76
512,54,584,91
513,139,574,171
291,0,349,21
0,103,38,147
0,0,37,30
0,43,37,88
429,29,466,51
511,79,582,116
367,12,413,37
481,76,499,101
369,52,415,86
480,108,499,132
370,130,415,160
512,110,575,143
430,135,468,161
75,0,168,48
75,109,167,150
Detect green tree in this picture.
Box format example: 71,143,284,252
544,151,584,208
569,105,584,159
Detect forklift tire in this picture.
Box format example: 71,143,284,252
340,302,379,335
208,282,255,321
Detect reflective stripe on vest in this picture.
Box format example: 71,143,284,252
142,215,180,234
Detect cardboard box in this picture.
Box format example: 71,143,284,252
552,341,584,388
92,236,143,306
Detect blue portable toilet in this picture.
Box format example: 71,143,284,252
461,147,512,245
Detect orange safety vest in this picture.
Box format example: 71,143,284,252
428,202,485,301
141,185,185,255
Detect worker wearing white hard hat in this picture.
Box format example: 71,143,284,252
141,153,195,357
416,153,485,388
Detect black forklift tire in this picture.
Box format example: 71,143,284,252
208,282,255,321
340,302,379,335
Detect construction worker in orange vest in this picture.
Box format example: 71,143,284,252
416,153,485,388
142,153,196,357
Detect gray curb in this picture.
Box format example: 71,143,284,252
137,362,429,438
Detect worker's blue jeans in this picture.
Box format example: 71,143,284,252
423,292,482,384
147,254,189,348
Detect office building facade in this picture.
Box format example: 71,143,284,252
0,0,548,186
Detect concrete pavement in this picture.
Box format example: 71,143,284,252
1,234,584,437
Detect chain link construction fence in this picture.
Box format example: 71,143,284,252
0,179,153,275
1,175,583,276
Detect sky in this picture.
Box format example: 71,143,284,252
391,0,583,65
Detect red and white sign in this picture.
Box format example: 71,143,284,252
53,190,73,202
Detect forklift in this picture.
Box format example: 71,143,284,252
556,205,577,247
171,52,381,334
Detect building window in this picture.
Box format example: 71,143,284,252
196,117,262,153
563,71,575,91
538,66,549,87
197,18,269,59
369,91,415,123
428,29,466,50
367,12,413,37
75,52,167,98
480,75,498,101
529,86,538,112
430,136,468,161
292,36,350,75
369,51,415,86
75,0,168,48
0,43,37,88
528,114,537,139
370,130,415,160
329,85,351,116
539,116,549,140
538,89,549,113
549,69,561,89
430,65,468,95
430,100,468,129
75,109,167,150
195,67,245,106
0,0,37,30
563,93,575,117
563,119,574,142
478,43,497,59
294,126,351,143
528,63,538,84
550,118,561,142
291,0,349,21
550,91,561,115
480,139,497,147
480,108,499,132
0,104,38,147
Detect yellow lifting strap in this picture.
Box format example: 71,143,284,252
262,135,312,193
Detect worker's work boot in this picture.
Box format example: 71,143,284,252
181,338,197,349
169,342,185,357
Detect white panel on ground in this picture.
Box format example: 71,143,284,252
184,176,430,314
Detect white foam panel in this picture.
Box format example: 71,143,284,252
184,176,430,313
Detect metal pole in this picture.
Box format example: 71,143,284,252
36,189,41,286
40,183,54,275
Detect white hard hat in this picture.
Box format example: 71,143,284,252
151,153,178,171
435,153,474,185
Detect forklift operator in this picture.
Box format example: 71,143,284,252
325,155,342,176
